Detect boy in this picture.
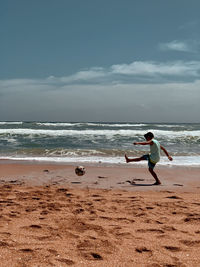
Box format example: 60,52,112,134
125,132,173,185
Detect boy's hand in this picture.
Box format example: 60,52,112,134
133,142,137,145
168,156,173,161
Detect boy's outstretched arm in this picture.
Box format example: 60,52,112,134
160,145,173,161
133,141,153,145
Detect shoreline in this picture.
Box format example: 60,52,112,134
1,157,200,168
1,155,200,168
0,160,200,192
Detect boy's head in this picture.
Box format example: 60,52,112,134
144,132,154,141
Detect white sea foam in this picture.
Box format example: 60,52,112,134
0,121,23,125
152,124,186,128
36,122,77,127
36,122,147,127
83,123,148,127
0,128,200,139
1,155,200,166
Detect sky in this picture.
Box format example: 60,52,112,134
0,0,200,122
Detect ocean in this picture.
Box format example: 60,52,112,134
0,121,200,167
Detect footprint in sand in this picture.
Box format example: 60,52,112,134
32,197,40,200
56,188,68,193
73,208,84,214
66,193,73,197
81,252,103,261
135,247,152,254
146,206,154,210
0,232,11,237
126,180,136,185
136,228,164,234
166,195,182,200
29,224,42,229
184,215,200,222
192,202,200,206
77,236,114,260
19,248,34,253
146,264,161,267
48,249,59,255
162,226,177,231
99,216,113,221
91,194,101,197
36,235,52,241
40,210,49,215
164,246,181,252
180,240,200,246
90,253,103,260
0,241,10,247
56,258,75,265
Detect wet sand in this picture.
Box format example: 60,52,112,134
0,161,200,266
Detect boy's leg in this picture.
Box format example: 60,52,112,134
148,167,161,185
125,154,146,163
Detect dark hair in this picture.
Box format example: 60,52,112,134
144,132,154,140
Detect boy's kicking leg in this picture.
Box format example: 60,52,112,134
125,154,145,163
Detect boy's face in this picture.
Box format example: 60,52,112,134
145,136,152,141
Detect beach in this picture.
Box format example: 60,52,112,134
2,0,200,264
0,161,200,266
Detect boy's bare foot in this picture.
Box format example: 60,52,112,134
125,154,130,163
153,181,161,185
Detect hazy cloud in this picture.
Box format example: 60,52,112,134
179,20,200,31
1,80,200,122
159,40,192,52
159,39,200,53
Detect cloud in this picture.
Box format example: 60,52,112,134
56,60,200,85
110,61,200,77
159,40,191,52
159,40,200,53
1,60,200,94
59,67,106,83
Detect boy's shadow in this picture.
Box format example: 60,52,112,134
126,180,160,186
131,183,155,186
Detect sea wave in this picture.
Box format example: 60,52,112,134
0,128,200,138
0,122,199,167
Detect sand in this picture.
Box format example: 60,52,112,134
0,161,200,266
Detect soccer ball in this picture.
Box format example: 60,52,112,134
75,166,85,176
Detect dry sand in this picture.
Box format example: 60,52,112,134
0,161,200,266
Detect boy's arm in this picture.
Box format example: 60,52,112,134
133,140,153,145
160,145,173,161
